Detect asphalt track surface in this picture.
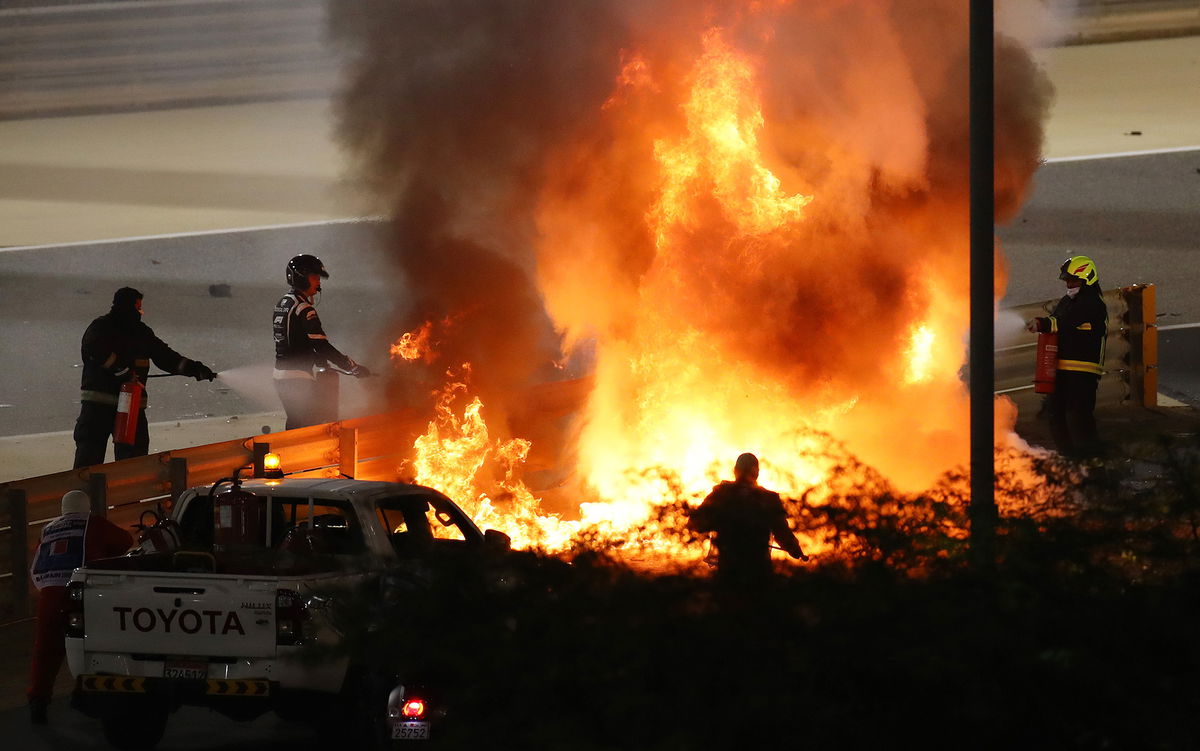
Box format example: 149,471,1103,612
0,220,400,437
999,148,1200,322
1,150,1198,442
0,151,1196,751
0,702,324,749
999,148,1200,408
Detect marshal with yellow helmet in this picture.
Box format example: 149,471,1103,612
1025,255,1109,457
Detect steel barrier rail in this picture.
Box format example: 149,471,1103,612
0,378,598,617
0,407,424,614
0,288,1156,617
994,284,1157,405
0,407,426,526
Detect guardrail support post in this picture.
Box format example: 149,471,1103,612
1117,284,1159,408
1143,284,1158,407
88,473,107,517
169,457,189,504
252,443,269,479
340,427,359,479
7,489,29,617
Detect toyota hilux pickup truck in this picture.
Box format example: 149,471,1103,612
64,476,510,750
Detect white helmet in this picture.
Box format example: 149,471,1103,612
61,490,91,515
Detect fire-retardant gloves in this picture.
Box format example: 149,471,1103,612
186,361,218,381
348,363,371,378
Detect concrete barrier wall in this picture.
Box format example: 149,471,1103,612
1,0,1197,119
0,0,339,119
1071,0,1200,43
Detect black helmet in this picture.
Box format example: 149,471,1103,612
109,286,144,321
111,286,143,311
734,452,759,482
286,254,329,290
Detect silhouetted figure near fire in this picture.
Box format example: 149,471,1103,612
689,453,807,586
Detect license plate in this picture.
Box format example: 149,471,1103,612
392,721,430,740
163,661,208,680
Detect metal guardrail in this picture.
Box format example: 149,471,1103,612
0,408,417,616
995,284,1157,405
0,287,1158,617
0,378,594,618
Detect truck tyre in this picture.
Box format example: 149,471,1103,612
101,704,168,751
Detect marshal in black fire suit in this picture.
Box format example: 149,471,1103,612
273,254,369,429
689,453,807,586
73,287,216,468
1028,256,1108,458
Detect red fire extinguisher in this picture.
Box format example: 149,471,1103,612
213,484,265,551
113,375,144,445
1034,332,1058,394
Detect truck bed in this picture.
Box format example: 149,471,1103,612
85,549,354,577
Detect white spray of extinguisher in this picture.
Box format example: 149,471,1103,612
113,375,144,445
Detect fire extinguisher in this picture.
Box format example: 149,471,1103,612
113,375,144,445
212,483,265,551
1034,332,1058,394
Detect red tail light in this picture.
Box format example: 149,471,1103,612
401,699,426,719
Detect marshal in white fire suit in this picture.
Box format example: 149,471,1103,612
272,290,362,429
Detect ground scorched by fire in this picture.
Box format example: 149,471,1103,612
329,0,1061,565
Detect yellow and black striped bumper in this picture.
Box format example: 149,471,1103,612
80,675,145,693
78,675,270,697
205,679,270,696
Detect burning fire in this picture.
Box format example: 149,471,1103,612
539,18,977,510
903,324,936,385
389,321,434,362
651,30,812,241
406,369,576,551
373,2,1053,567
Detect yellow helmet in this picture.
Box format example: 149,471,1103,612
1059,255,1098,285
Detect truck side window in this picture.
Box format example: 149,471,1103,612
428,506,467,542
273,497,365,555
377,507,406,535
377,496,437,556
178,495,213,550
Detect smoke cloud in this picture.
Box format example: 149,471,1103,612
330,0,1055,495
329,1,627,427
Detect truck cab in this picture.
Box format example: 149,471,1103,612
65,477,508,750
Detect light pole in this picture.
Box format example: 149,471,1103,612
969,0,997,563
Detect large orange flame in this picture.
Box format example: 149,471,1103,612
402,369,576,551
385,4,1050,567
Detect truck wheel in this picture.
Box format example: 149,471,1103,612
100,705,168,751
